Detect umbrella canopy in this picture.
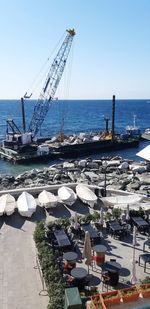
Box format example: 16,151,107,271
38,190,57,208
0,193,16,216
17,191,36,217
126,204,130,221
83,231,92,273
136,145,150,161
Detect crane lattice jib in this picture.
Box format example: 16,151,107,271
28,29,75,137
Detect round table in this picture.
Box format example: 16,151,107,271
63,251,78,270
63,251,78,262
71,267,88,280
102,261,121,286
92,244,107,266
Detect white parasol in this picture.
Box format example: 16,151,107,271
133,225,137,247
131,225,138,284
126,204,130,221
99,207,104,225
74,212,79,230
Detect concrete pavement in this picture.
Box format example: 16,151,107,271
0,210,48,309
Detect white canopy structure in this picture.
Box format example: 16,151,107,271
0,193,16,216
38,190,57,208
114,202,150,211
136,145,150,161
58,186,77,206
101,194,143,206
17,191,36,217
76,184,97,208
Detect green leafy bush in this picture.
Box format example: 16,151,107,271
34,222,65,308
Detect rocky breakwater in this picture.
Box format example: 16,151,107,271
0,156,150,196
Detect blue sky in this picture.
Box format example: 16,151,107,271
0,0,150,100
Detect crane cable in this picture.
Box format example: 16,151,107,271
57,39,75,136
24,31,66,98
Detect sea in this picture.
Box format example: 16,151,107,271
0,99,150,176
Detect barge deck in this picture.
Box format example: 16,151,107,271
0,137,139,164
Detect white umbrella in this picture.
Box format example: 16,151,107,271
130,243,138,285
74,212,79,230
0,193,16,216
126,204,130,221
38,190,57,208
133,225,137,247
83,231,92,273
99,207,104,225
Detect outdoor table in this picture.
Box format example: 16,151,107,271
102,261,121,286
92,244,107,266
54,229,71,248
71,267,88,280
138,253,150,272
132,217,149,233
108,220,124,238
143,239,150,252
63,251,78,270
81,224,99,240
63,251,78,262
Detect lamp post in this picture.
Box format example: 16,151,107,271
103,161,107,197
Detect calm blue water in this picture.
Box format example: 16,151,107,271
0,99,150,175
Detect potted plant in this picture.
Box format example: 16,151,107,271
101,290,121,306
120,286,139,303
91,294,106,309
139,283,150,298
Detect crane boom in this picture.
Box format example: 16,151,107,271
28,28,75,137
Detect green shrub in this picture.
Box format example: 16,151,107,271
34,222,65,308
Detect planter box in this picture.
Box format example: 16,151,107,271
139,283,150,298
91,294,106,309
120,286,139,303
101,290,121,306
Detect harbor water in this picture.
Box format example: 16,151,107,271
0,99,150,176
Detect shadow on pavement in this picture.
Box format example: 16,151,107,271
4,211,26,231
51,203,71,218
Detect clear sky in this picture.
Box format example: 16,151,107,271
0,0,150,100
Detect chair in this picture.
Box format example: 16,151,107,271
101,271,110,291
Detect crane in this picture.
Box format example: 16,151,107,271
28,28,75,137
3,29,75,151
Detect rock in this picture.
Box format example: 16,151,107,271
84,171,99,182
118,161,129,170
63,162,75,169
78,160,87,168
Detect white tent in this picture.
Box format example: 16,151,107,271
102,194,143,206
58,186,77,206
76,184,97,208
0,194,16,216
38,190,57,208
136,145,150,161
17,191,36,217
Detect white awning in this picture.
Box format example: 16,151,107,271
136,145,150,161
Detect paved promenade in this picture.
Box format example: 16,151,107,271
0,210,48,309
0,197,150,309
